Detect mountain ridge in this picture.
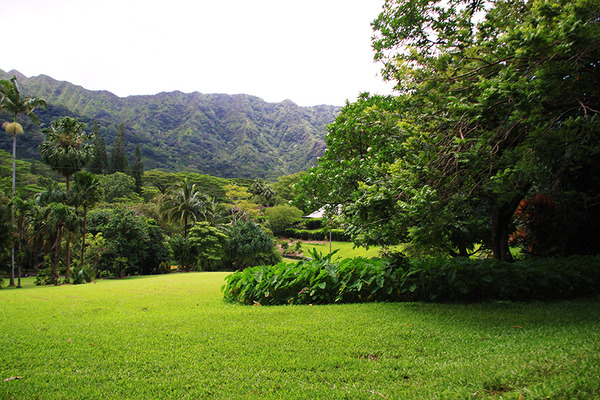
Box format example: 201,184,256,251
0,68,339,179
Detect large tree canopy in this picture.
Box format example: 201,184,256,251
300,0,600,260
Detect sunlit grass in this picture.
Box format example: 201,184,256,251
1,274,599,399
299,240,400,259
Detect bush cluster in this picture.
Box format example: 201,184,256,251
302,218,323,230
400,255,600,302
222,254,600,305
169,220,281,272
223,251,394,305
283,228,349,242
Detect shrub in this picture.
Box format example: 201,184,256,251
223,254,600,305
280,240,289,251
223,251,397,305
157,262,171,274
225,220,281,270
168,235,196,272
72,261,96,285
303,218,323,230
284,228,349,241
263,205,303,235
189,222,228,271
395,256,600,302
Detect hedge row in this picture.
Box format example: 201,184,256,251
403,255,600,302
222,254,600,305
283,228,349,242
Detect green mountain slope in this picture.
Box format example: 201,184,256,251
0,69,339,179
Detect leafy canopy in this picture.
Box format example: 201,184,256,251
299,0,600,260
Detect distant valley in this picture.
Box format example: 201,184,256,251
0,69,339,179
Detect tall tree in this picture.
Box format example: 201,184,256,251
131,144,144,195
40,202,80,285
250,179,276,207
0,190,11,282
40,117,94,191
313,0,599,261
110,123,129,174
374,0,600,260
223,184,259,222
160,179,207,239
89,121,107,174
300,0,600,261
71,171,102,267
0,75,46,286
40,116,94,280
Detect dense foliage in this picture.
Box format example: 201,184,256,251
1,75,46,286
224,220,281,270
223,254,600,305
4,1,599,294
0,69,338,179
299,0,600,261
87,208,169,277
1,135,305,282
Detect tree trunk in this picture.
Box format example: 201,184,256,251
184,214,188,239
9,134,16,287
65,175,71,281
80,205,88,265
52,231,62,285
17,240,22,288
491,194,525,262
65,240,71,281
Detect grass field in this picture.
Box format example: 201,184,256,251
1,273,599,399
299,241,394,259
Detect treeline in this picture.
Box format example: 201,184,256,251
1,74,324,286
0,151,312,286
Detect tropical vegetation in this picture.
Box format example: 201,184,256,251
298,0,600,262
0,75,46,287
1,1,599,398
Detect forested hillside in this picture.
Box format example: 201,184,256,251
0,69,339,179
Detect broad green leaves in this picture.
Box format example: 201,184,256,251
223,254,600,305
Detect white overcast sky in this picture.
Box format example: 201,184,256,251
2,0,395,106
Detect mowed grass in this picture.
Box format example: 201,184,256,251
300,241,396,259
1,274,599,399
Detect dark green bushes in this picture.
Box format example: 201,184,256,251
223,254,600,305
87,208,170,277
224,220,281,270
283,228,349,241
399,256,600,302
223,251,394,305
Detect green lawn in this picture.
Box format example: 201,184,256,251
299,241,397,259
1,273,599,399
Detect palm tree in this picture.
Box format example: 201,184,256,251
13,197,35,288
200,196,224,227
40,117,94,191
160,178,206,239
40,117,93,281
0,75,46,287
71,171,102,266
250,179,276,207
40,203,80,285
